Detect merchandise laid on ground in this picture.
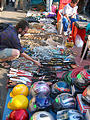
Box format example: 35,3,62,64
2,11,90,120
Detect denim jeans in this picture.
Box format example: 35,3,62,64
62,16,78,32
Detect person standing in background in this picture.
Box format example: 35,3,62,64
83,0,88,13
11,0,15,7
14,0,28,11
0,0,6,11
23,0,28,11
6,0,9,5
14,0,23,11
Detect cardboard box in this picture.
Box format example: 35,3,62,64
85,109,90,120
76,94,90,115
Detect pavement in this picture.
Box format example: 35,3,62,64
0,4,26,25
0,5,26,119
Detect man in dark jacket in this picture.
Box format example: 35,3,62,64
0,20,41,68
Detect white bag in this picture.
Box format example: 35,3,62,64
75,34,84,47
87,35,90,49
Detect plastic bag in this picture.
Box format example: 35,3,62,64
75,34,84,47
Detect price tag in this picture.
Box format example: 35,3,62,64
71,85,75,95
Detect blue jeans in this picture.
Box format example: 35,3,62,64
62,16,78,32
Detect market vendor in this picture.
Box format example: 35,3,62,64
62,0,79,35
0,20,41,68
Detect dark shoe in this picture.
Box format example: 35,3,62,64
0,8,3,12
14,8,17,11
23,10,27,13
0,61,12,69
0,62,10,69
12,2,15,7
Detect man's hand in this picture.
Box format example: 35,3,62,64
21,52,42,66
64,14,71,23
71,13,76,18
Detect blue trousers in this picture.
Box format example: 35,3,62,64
62,16,78,32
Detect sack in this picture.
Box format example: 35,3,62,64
0,23,9,32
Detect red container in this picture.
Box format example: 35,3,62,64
60,0,71,3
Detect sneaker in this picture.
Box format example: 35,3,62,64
64,31,68,36
0,8,3,12
23,9,27,13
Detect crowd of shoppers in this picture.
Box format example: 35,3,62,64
0,0,89,13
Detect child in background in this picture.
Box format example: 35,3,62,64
62,0,79,35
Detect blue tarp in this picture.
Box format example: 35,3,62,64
2,88,56,120
30,0,45,5
30,0,59,5
53,0,59,2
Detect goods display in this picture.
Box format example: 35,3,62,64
30,81,50,96
51,81,71,98
7,109,29,120
57,109,85,120
2,11,90,120
77,94,90,115
30,111,55,120
7,95,29,110
52,93,76,112
29,94,51,112
10,84,29,97
82,85,90,104
74,69,90,89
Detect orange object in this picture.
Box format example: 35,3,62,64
57,0,71,22
72,22,86,44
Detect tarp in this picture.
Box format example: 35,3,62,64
30,0,45,5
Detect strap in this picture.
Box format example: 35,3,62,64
0,23,9,32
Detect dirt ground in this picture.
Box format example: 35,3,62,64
0,5,26,119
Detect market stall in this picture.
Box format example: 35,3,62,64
2,11,90,120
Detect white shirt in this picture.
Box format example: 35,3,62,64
63,4,78,17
